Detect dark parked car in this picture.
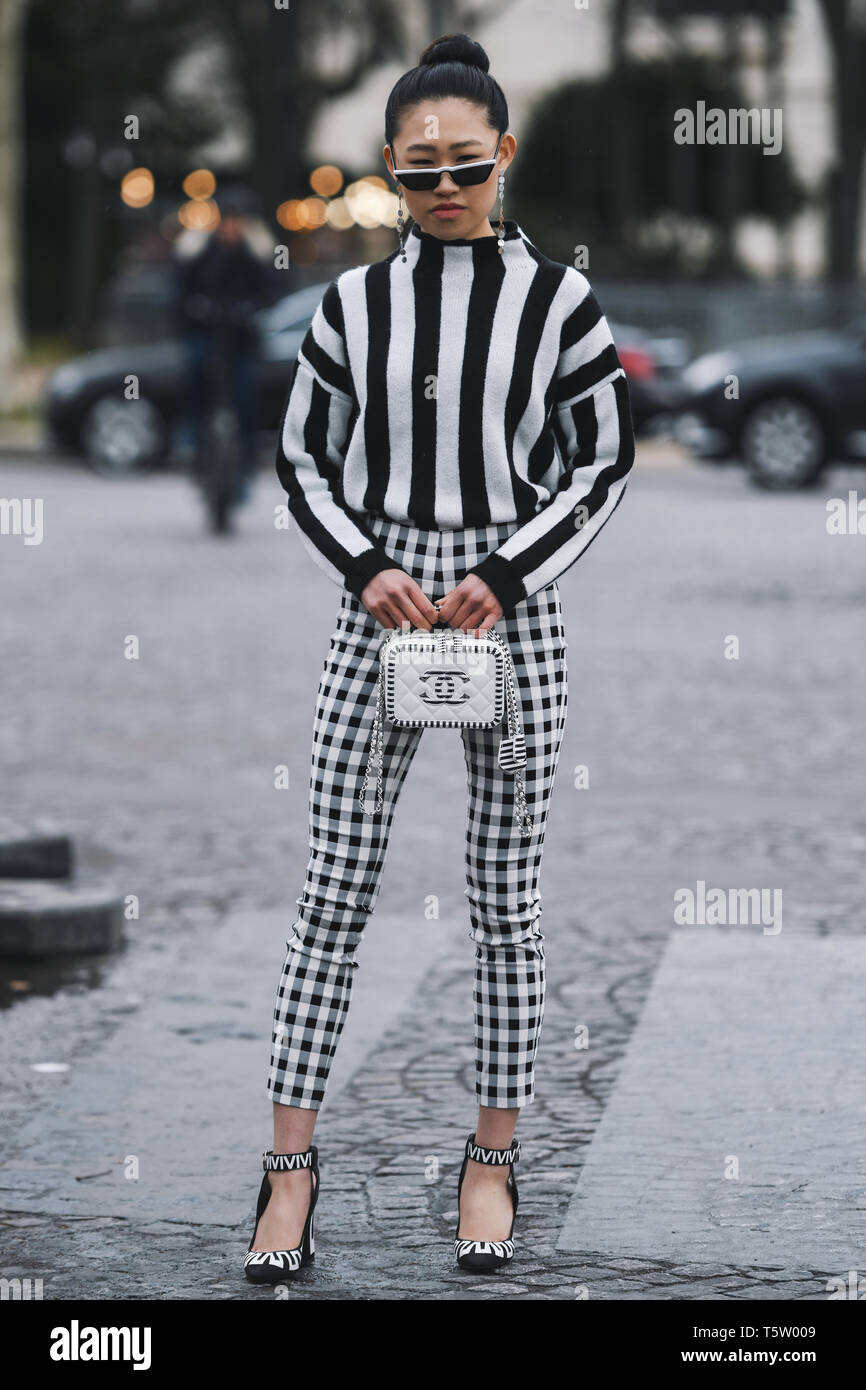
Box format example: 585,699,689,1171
607,320,691,434
42,283,326,474
674,321,866,489
42,286,689,473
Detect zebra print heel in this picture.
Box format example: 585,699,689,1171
454,1132,520,1272
243,1147,319,1284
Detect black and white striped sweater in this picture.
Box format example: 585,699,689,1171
275,217,635,615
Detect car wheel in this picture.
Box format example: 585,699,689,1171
741,396,826,490
80,395,167,476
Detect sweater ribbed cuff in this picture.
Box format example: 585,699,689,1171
465,552,527,617
343,546,399,600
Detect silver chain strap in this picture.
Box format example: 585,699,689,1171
485,629,533,838
359,649,387,815
359,626,534,838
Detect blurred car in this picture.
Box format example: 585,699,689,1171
42,284,326,475
674,321,866,489
607,320,692,434
42,286,690,473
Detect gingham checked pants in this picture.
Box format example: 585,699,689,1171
267,515,568,1111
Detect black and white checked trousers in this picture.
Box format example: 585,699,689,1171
267,515,568,1111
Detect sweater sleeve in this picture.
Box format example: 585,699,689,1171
275,279,399,599
465,270,636,615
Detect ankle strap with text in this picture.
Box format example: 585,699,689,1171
465,1136,520,1165
262,1149,314,1171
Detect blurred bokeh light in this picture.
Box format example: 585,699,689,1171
182,169,217,201
120,168,155,209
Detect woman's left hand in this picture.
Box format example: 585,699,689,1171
434,575,503,633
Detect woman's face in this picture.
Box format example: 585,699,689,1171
384,97,515,242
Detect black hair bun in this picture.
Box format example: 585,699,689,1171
418,32,490,73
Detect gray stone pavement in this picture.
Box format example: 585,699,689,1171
1,448,865,1299
558,929,866,1269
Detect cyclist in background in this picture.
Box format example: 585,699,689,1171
173,187,272,504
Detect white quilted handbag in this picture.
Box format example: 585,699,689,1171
360,624,533,837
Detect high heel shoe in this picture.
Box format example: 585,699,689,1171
454,1132,520,1271
243,1146,319,1283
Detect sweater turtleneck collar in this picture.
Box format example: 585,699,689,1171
402,217,533,273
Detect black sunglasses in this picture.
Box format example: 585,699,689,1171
388,132,504,192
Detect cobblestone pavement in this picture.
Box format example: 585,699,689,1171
1,450,864,1300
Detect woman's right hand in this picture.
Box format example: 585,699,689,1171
361,569,440,631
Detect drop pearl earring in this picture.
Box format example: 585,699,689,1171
397,189,407,262
497,173,506,254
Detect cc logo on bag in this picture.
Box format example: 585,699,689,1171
418,668,471,705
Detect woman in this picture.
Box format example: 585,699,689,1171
243,31,635,1283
